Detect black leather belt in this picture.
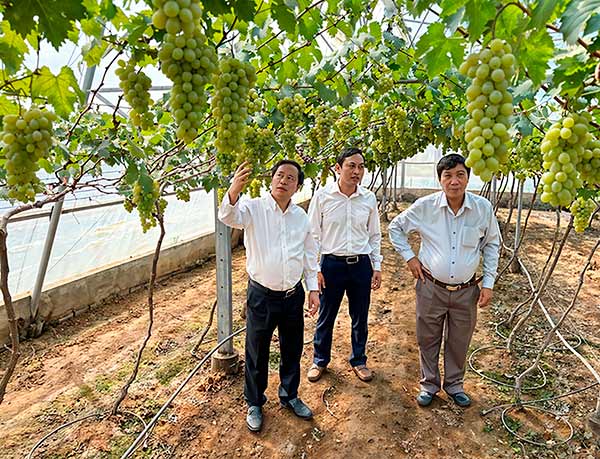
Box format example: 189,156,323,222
323,254,369,264
248,279,301,298
422,270,481,292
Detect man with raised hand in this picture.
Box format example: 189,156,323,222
306,146,382,384
218,160,320,432
388,154,500,408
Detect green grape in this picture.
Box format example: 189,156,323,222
539,112,591,208
334,116,355,141
384,105,407,144
310,106,337,147
247,89,264,115
239,125,275,170
460,38,516,182
578,137,600,186
570,196,596,233
377,75,394,94
212,58,256,174
154,0,217,143
277,94,306,156
175,187,191,202
511,135,542,179
1,106,56,203
131,179,167,232
359,100,372,131
248,178,262,198
116,59,154,129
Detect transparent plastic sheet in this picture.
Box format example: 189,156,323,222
5,190,215,298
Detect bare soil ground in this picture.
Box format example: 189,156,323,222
1,207,599,459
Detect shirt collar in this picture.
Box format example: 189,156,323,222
333,180,364,198
437,191,472,214
266,193,294,214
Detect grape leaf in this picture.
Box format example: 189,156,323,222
31,66,84,118
464,0,495,42
560,0,600,45
0,21,28,75
415,23,463,78
2,0,87,49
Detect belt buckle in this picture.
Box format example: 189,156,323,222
445,285,460,292
284,286,296,298
346,256,359,264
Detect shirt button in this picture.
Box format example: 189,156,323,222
452,247,455,249
450,276,454,279
451,261,455,264
453,232,456,234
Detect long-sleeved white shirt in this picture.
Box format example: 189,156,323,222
308,181,382,271
218,192,319,292
388,191,500,289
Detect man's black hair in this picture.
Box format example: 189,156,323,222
271,159,304,186
336,146,365,167
436,154,470,179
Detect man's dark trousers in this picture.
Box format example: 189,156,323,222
244,280,304,407
313,254,372,368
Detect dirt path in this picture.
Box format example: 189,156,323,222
1,209,599,458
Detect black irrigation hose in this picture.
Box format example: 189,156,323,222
468,345,548,391
501,405,574,447
120,327,246,459
481,382,600,416
493,321,583,352
27,410,148,459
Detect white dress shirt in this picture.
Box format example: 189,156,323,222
308,181,383,271
218,193,319,292
388,191,500,289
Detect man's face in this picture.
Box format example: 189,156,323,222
335,153,365,187
439,164,469,201
271,164,300,202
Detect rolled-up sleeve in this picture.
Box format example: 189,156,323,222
388,203,422,262
218,192,251,229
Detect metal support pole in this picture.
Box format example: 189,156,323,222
211,190,238,373
400,160,406,199
29,63,98,322
491,176,497,207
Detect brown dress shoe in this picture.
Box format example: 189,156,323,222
307,364,326,382
352,365,373,382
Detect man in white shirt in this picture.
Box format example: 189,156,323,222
219,160,320,432
388,154,500,408
306,147,382,383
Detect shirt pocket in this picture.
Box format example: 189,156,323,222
462,226,482,248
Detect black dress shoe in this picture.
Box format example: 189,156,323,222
246,406,263,432
281,397,313,419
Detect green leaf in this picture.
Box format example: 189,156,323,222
31,66,84,118
82,40,108,66
202,0,232,16
299,13,320,40
560,0,600,45
304,162,319,178
439,0,468,17
530,0,558,30
415,23,464,78
0,21,28,75
0,95,18,116
584,13,600,35
464,0,496,42
3,0,87,49
314,82,337,102
517,28,554,85
273,1,296,35
232,0,256,22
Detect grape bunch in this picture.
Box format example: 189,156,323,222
152,0,203,35
116,59,154,129
153,0,218,143
377,75,394,94
372,125,397,167
247,89,264,115
579,137,600,186
513,136,542,179
540,113,591,207
460,38,516,182
359,100,372,131
278,94,306,156
311,106,337,147
128,179,167,232
570,196,596,233
1,107,56,203
334,116,355,141
248,178,262,198
212,58,256,169
240,125,275,167
384,105,407,143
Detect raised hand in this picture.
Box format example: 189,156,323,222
228,162,252,204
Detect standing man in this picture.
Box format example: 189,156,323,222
219,160,320,432
389,154,500,407
306,146,382,383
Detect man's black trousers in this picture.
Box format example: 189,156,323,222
244,280,304,407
